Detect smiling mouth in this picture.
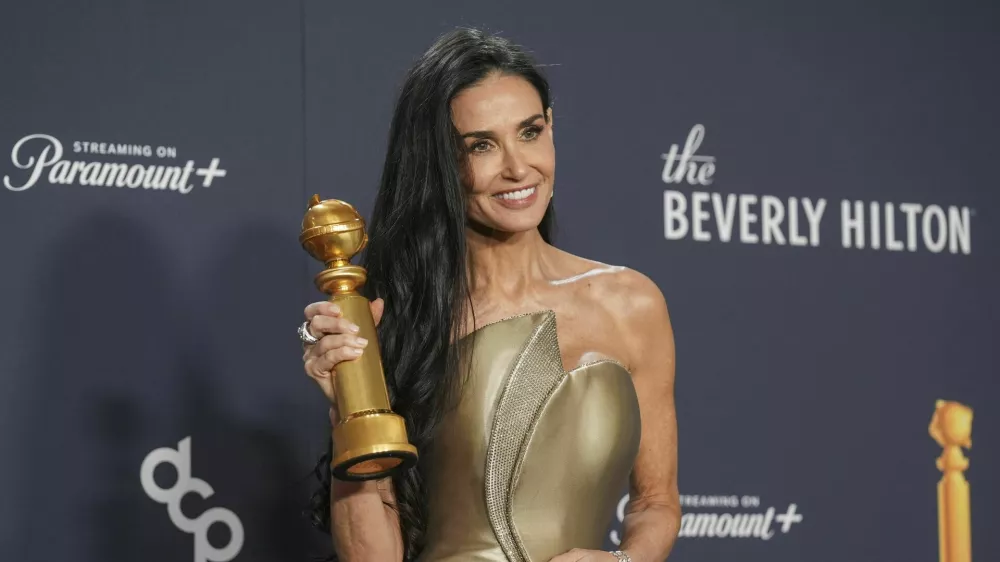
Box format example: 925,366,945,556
491,185,537,201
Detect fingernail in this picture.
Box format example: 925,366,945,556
349,324,360,333
331,304,341,314
356,337,368,346
347,347,362,356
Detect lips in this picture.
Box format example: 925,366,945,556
489,184,540,209
491,185,537,201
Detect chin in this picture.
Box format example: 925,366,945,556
489,213,547,234
500,221,543,234
469,211,545,236
469,195,550,235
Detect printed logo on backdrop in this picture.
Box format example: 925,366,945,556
661,124,975,254
3,134,226,195
609,493,803,543
141,437,244,562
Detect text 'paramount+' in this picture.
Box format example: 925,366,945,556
609,493,803,543
3,134,226,195
661,125,974,255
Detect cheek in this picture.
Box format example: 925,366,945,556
465,156,501,194
529,137,556,173
459,159,475,192
540,145,556,175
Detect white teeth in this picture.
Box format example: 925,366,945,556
493,187,536,201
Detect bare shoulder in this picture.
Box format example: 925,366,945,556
581,264,674,374
572,259,668,322
545,246,672,350
612,267,668,316
547,246,665,310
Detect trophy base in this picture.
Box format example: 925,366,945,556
331,410,418,481
331,443,419,481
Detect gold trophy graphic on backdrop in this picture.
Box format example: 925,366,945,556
929,400,973,562
300,195,418,481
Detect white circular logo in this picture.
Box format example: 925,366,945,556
140,437,245,562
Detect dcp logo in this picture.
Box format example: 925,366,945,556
140,437,245,562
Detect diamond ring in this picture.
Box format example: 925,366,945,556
298,320,319,345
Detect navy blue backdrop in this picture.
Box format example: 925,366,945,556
2,2,997,561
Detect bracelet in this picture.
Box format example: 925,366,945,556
609,550,632,562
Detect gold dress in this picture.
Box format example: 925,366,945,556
418,310,641,562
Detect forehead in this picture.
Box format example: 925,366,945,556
450,73,543,132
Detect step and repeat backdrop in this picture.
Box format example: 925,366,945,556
1,1,996,561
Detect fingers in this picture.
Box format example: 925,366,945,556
303,300,341,321
303,354,335,402
313,332,369,356
304,344,363,403
305,299,387,331
301,298,381,405
303,332,370,399
309,314,361,338
311,338,368,372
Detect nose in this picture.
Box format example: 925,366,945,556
500,144,529,182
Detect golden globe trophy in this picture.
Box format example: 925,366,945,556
300,194,418,481
929,400,973,562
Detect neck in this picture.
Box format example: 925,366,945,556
466,223,549,300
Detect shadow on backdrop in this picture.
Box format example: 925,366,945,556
27,212,326,562
195,220,330,560
28,212,182,562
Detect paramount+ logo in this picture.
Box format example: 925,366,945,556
609,492,803,544
3,133,226,195
140,437,244,562
660,124,974,255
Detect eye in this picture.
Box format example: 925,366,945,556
521,124,544,141
469,140,492,153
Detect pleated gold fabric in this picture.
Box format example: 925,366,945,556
418,310,641,562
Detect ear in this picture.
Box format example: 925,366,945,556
546,107,554,127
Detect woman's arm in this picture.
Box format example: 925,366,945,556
329,457,404,561
303,298,405,561
615,271,681,561
547,270,681,562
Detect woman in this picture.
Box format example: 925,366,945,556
300,28,680,562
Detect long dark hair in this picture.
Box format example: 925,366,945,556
308,27,556,560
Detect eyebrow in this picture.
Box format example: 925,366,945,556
460,114,545,139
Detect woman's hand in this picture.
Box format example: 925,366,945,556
301,298,386,417
548,549,621,562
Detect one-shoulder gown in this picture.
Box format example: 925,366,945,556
417,310,641,562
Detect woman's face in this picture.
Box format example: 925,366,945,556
450,73,554,235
